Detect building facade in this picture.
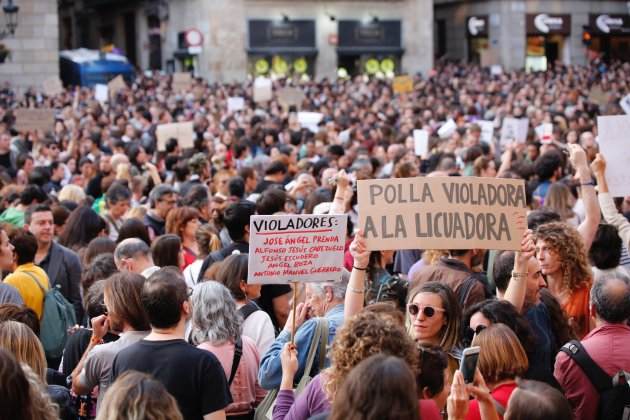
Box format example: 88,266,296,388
435,0,630,70
0,0,59,92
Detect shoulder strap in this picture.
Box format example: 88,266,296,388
238,301,260,321
560,340,612,392
492,397,506,416
22,270,47,295
316,318,329,371
228,336,243,386
302,318,324,378
457,275,478,305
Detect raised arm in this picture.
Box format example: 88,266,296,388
344,231,370,321
500,229,535,314
569,144,600,252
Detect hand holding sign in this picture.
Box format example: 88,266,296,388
349,231,369,269
567,144,589,175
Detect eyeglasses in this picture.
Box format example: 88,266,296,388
464,324,487,342
407,304,446,318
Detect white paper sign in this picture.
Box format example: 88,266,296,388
491,65,503,76
156,122,195,151
597,115,630,197
95,84,109,103
227,97,245,113
413,129,429,157
438,119,457,139
247,214,348,284
620,94,630,115
500,117,529,146
478,121,494,144
535,123,553,144
253,77,272,103
298,112,324,133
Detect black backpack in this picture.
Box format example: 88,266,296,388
238,300,261,321
366,272,408,312
457,273,492,309
560,340,630,420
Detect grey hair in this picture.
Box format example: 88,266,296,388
191,281,242,345
149,184,176,207
114,238,151,262
590,271,630,323
307,269,350,300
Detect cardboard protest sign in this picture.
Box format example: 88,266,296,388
298,112,323,133
253,77,272,103
172,72,192,92
413,129,429,157
500,117,529,146
156,122,195,151
535,123,553,143
490,65,503,76
94,84,109,103
438,119,456,139
42,77,63,96
597,116,630,197
108,75,126,95
620,94,630,115
277,87,305,109
478,120,494,144
588,86,608,106
357,176,527,251
393,75,414,94
247,214,348,285
13,108,55,132
227,97,245,113
480,49,498,67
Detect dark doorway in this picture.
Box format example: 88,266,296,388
545,40,559,64
147,15,162,70
124,12,137,66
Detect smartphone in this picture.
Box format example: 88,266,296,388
459,346,481,384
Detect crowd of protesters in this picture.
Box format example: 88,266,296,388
0,58,629,420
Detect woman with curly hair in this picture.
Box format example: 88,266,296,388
273,310,422,420
535,221,593,338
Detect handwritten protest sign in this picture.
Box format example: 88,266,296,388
393,75,413,94
13,108,55,132
500,117,529,146
253,77,272,103
588,86,608,106
172,72,192,92
597,116,630,197
620,94,630,115
438,119,456,139
227,97,245,113
247,214,348,285
95,84,108,103
357,177,527,251
108,75,126,96
480,49,498,67
478,120,494,144
156,122,195,151
42,77,63,96
298,112,323,133
277,87,305,109
413,129,429,157
535,123,553,144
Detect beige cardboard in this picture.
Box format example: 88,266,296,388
597,116,630,197
172,72,192,92
13,108,55,132
108,75,126,95
588,86,608,106
357,176,527,251
42,77,63,96
480,49,499,67
156,122,195,151
247,214,348,285
277,87,305,109
393,75,413,94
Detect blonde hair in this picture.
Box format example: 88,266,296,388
0,321,46,381
58,184,86,204
471,323,528,386
96,371,183,420
544,183,575,221
126,206,148,221
20,363,59,420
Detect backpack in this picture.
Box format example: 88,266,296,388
366,271,408,312
255,318,329,420
25,271,77,359
238,300,261,322
560,340,630,420
457,273,492,309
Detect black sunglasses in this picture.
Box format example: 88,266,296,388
465,324,487,341
407,304,446,318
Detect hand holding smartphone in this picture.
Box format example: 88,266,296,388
460,346,480,384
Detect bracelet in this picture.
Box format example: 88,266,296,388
511,271,528,279
353,265,367,271
348,285,366,294
90,335,103,346
580,181,595,187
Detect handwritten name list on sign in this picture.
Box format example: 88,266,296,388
357,177,527,251
248,214,348,285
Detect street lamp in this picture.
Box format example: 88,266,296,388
0,0,19,39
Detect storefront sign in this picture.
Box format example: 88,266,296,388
590,14,630,34
247,214,348,285
338,20,402,49
467,16,488,38
526,14,571,35
248,20,316,49
357,177,527,251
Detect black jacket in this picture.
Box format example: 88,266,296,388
42,242,83,322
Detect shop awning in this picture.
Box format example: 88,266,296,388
246,47,318,56
336,46,405,55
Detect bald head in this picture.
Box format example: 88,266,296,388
591,273,630,324
114,238,153,274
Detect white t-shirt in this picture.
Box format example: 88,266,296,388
238,303,275,356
